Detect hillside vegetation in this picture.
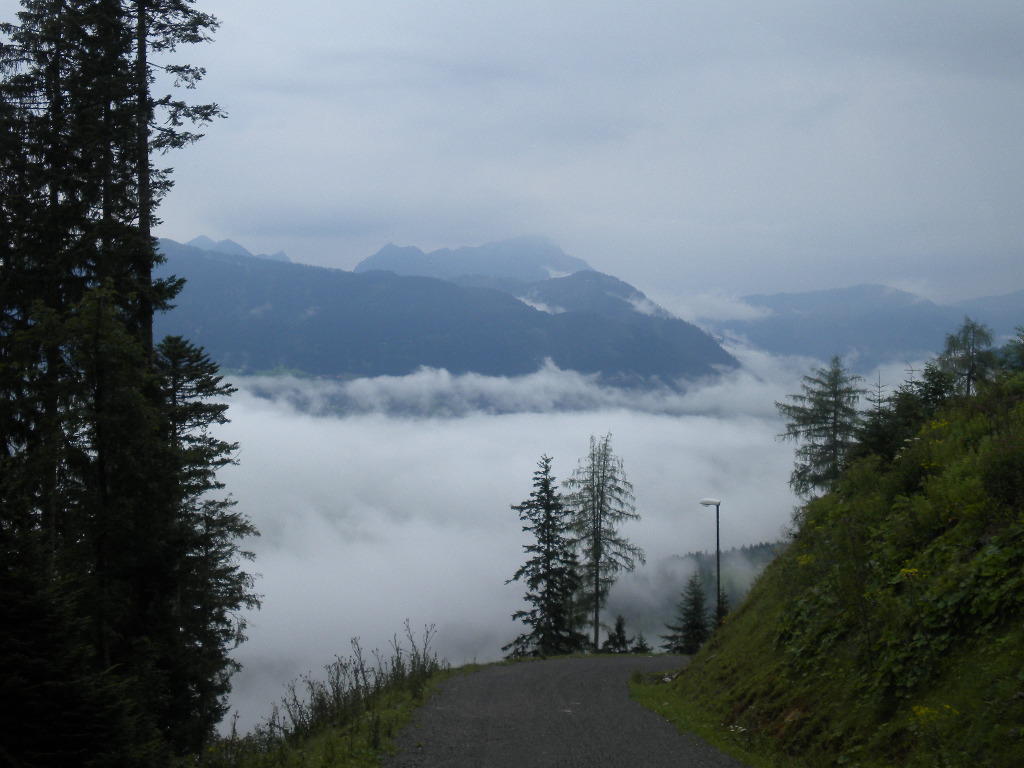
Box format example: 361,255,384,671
643,362,1024,765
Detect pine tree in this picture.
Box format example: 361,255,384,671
853,361,957,462
564,433,645,650
600,615,633,653
776,356,865,498
631,632,652,653
0,517,159,767
661,572,710,654
504,455,587,658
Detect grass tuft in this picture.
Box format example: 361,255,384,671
199,621,448,768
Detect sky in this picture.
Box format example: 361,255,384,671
2,2,1020,304
137,0,1023,305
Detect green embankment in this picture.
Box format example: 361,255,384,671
637,374,1024,767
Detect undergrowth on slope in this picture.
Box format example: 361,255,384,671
198,622,448,768
635,373,1024,767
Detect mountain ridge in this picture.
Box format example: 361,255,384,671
701,282,1023,370
186,235,291,263
355,237,591,283
162,236,1023,376
154,238,737,385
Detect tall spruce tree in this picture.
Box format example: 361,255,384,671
127,0,223,352
504,455,587,658
155,335,259,752
600,615,633,653
1,1,255,762
0,515,159,767
564,433,645,650
776,356,865,498
661,572,710,654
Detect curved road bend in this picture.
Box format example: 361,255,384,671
383,655,750,768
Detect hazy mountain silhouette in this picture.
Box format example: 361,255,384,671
155,239,736,384
704,283,1023,370
186,235,291,263
355,237,591,283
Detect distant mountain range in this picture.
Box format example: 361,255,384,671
701,284,1023,371
155,236,1022,380
355,241,1022,371
185,235,291,263
154,238,736,384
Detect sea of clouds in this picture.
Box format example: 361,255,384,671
215,346,915,732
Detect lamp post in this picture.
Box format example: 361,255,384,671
700,498,722,624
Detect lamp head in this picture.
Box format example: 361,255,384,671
700,498,721,507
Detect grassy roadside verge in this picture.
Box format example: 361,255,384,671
629,545,803,768
631,673,792,768
198,622,461,768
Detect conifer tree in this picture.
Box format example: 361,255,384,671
0,517,159,767
661,572,710,654
776,356,865,498
939,316,995,397
564,433,645,650
504,455,587,657
1,1,255,762
631,632,652,653
155,335,260,751
853,361,956,462
601,615,633,653
1002,327,1024,372
127,0,223,352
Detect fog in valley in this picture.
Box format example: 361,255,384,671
215,346,918,732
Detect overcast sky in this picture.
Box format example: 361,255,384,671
2,1,1021,302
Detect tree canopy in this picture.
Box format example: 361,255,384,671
660,572,710,655
776,356,865,498
504,455,587,658
564,433,645,649
1,1,256,763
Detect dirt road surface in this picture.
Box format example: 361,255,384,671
383,655,750,767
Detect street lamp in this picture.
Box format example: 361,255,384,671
700,498,723,625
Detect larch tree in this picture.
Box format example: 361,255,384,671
939,316,996,397
564,433,645,650
504,455,587,658
776,356,865,498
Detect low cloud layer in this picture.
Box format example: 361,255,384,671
215,348,817,731
237,344,815,420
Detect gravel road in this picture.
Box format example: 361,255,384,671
382,655,750,767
